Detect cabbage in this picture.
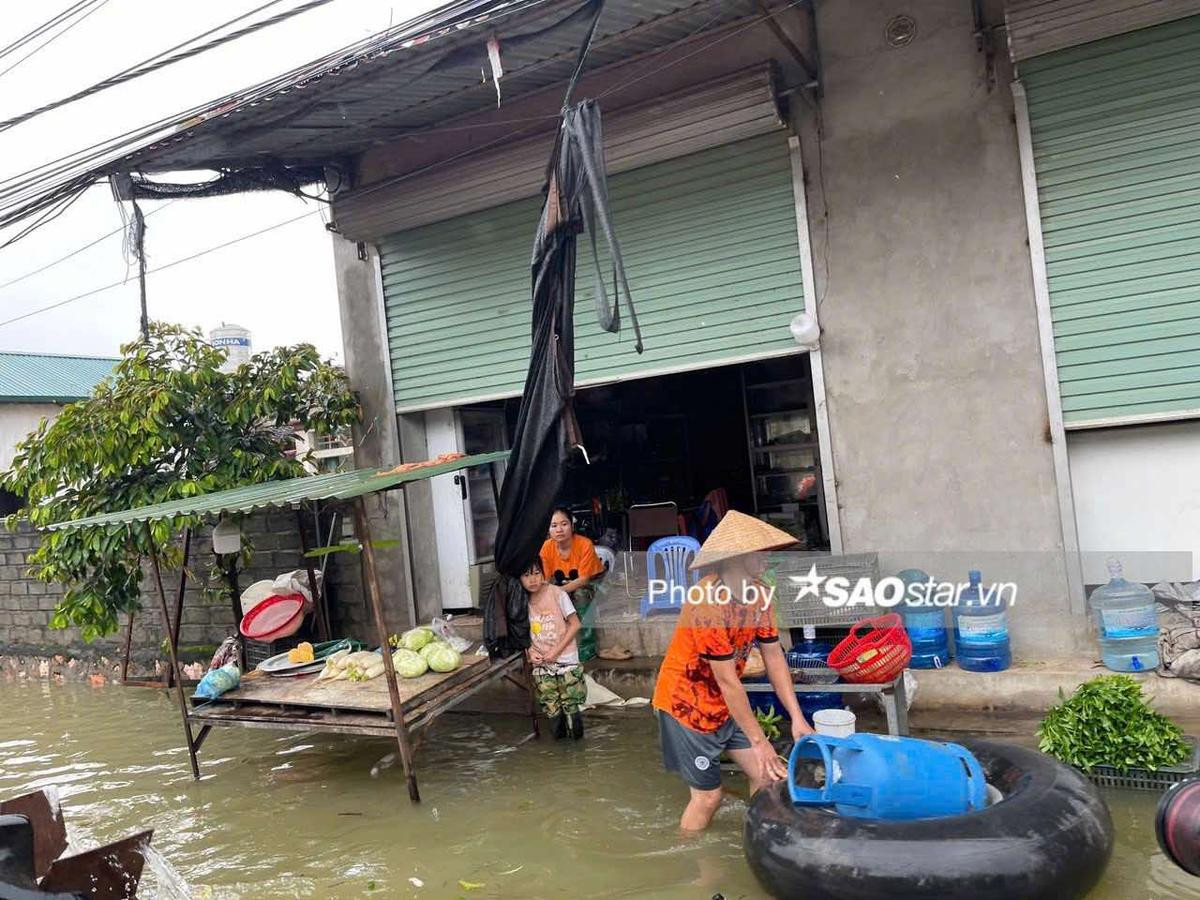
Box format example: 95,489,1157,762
392,648,428,678
400,626,436,651
419,639,447,661
425,643,461,673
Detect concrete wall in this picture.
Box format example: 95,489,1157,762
0,512,365,662
0,404,61,471
798,0,1080,653
330,233,418,630
1069,422,1200,583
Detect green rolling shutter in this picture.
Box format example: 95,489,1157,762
379,132,805,412
1023,14,1200,426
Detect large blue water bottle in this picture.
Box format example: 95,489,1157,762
897,568,951,668
788,734,988,820
953,569,1012,672
1088,558,1160,672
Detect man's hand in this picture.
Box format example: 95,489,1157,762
791,716,815,743
752,739,787,782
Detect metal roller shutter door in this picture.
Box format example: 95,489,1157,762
1006,0,1200,61
1023,14,1200,426
379,131,805,413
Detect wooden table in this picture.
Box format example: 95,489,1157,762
187,647,532,796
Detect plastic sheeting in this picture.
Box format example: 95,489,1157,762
485,98,641,657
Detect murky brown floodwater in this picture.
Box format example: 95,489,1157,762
0,680,1197,899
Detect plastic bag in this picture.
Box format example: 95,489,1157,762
274,569,322,610
194,664,240,700
431,616,473,653
209,636,240,670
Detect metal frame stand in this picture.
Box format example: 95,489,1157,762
742,673,910,736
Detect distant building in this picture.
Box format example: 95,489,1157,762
0,352,117,503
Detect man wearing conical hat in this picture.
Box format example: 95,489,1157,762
653,511,814,831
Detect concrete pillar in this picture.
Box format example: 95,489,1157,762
797,0,1081,654
330,233,415,630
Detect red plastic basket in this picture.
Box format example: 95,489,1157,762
826,613,913,684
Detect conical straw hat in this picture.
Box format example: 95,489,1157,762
690,510,798,570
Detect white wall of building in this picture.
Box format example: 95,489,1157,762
1068,421,1200,584
0,404,62,472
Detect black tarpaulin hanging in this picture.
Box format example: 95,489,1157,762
484,3,643,657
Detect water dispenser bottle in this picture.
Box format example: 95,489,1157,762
952,569,1012,672
1088,558,1160,673
897,568,951,669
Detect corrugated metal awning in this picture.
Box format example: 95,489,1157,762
1006,0,1200,60
43,451,508,530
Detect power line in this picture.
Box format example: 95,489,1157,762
0,0,809,323
0,198,175,292
0,0,94,62
0,208,319,329
0,0,338,133
0,0,113,82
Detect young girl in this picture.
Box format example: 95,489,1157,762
521,557,586,740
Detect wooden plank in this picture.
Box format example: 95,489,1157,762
203,648,491,714
189,655,524,737
189,706,398,737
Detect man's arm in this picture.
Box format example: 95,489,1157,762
760,640,814,739
709,657,787,781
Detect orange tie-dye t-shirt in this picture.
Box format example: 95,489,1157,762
652,574,779,733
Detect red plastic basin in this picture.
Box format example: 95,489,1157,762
239,593,306,641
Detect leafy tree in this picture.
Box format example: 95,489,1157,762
2,323,359,640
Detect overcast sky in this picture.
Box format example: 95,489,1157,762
0,0,444,362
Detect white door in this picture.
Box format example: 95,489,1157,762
426,408,472,609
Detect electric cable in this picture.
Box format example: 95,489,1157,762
0,0,94,62
0,0,339,133
0,0,112,82
0,199,175,292
0,0,810,317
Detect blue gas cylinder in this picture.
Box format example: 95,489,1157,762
896,568,951,668
788,733,988,820
953,569,1012,672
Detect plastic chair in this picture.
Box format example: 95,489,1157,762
640,535,701,618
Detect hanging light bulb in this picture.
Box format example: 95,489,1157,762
789,312,821,350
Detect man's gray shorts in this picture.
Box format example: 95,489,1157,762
657,709,751,791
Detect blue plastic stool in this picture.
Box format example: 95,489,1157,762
639,536,700,617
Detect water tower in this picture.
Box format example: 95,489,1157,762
210,323,252,373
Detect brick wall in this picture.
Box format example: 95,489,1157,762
0,511,366,661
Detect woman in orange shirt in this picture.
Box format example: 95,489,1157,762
540,508,605,662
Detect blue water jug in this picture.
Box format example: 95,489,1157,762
953,569,1012,672
788,733,988,820
897,568,951,668
1088,558,1160,673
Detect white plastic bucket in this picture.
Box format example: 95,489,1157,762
813,708,856,737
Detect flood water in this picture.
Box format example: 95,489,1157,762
1,680,1197,899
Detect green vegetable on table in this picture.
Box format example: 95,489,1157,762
393,648,429,678
756,705,784,742
1037,674,1189,773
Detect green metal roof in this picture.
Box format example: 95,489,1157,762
0,352,117,403
44,450,508,531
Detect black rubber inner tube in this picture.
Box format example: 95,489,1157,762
1157,776,1200,876
744,739,1114,900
